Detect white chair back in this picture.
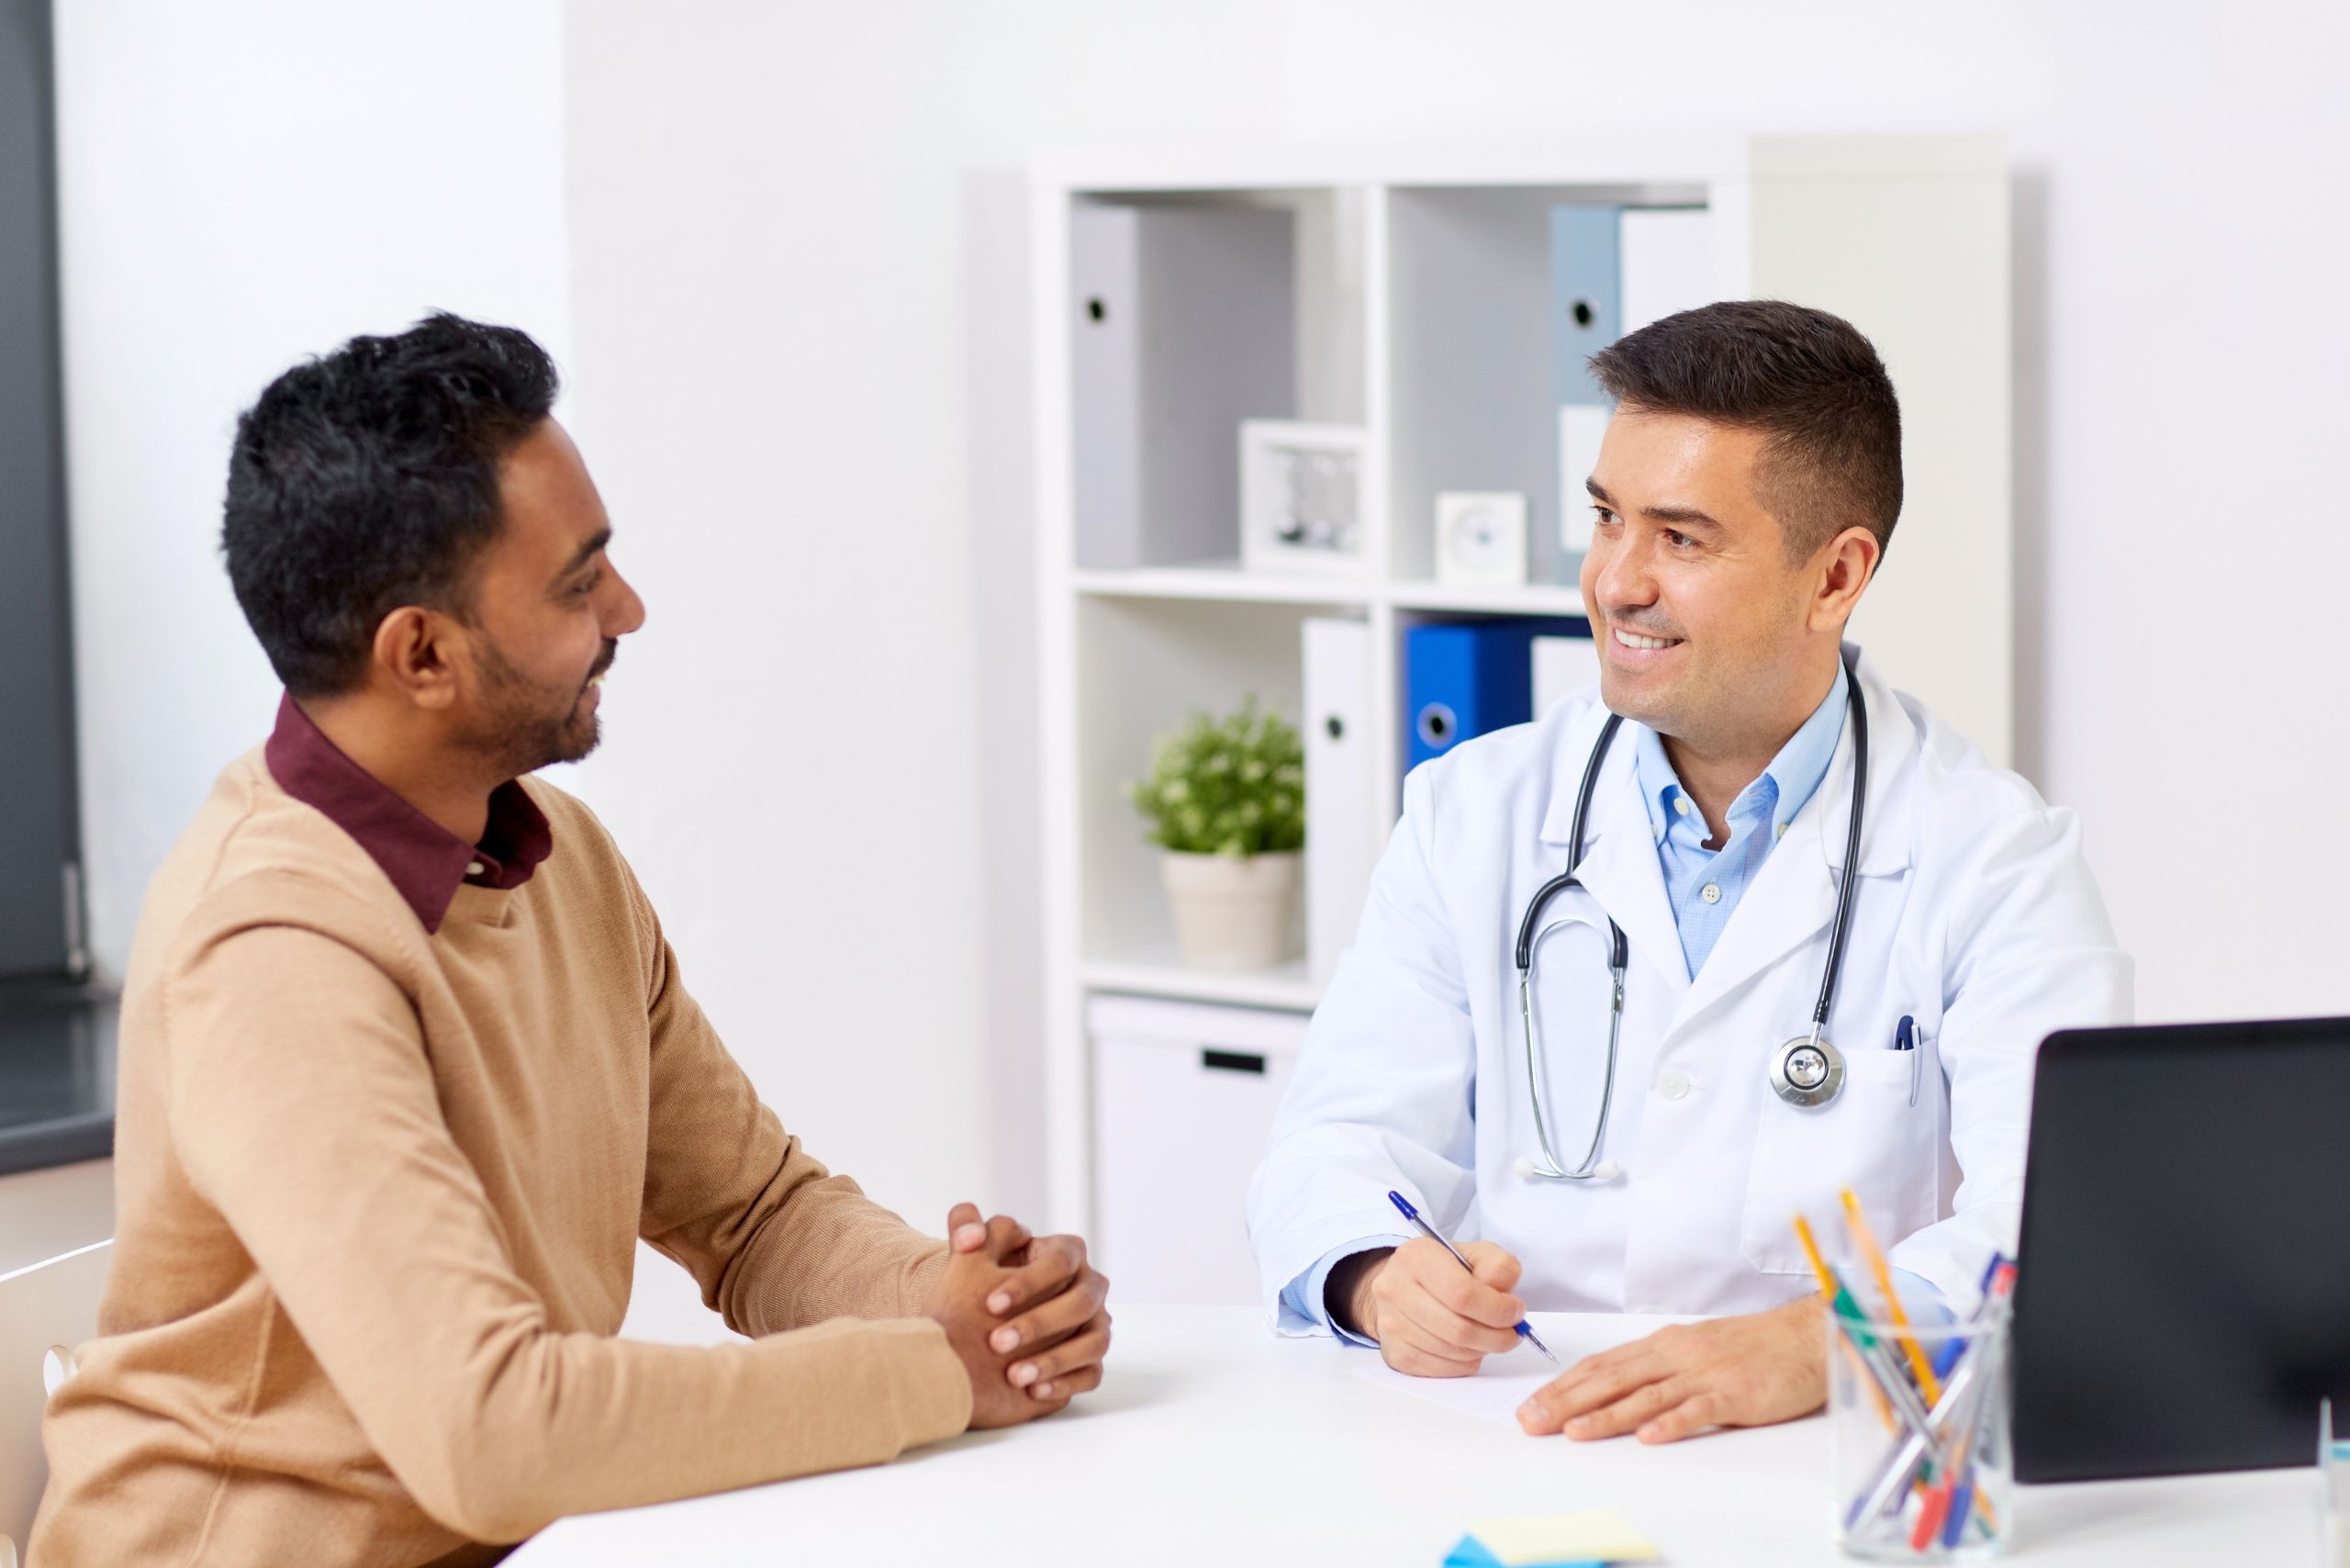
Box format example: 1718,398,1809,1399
0,1239,112,1568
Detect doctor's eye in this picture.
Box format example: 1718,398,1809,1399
1591,507,1619,530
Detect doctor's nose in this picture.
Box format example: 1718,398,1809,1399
1589,537,1660,616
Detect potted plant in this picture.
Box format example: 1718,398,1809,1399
1128,697,1306,971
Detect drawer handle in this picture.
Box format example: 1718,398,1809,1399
1201,1048,1267,1075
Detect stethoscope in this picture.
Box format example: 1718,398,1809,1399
1511,647,1869,1183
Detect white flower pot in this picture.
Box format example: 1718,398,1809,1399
1158,849,1303,972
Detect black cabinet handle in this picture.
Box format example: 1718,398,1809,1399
1201,1048,1267,1075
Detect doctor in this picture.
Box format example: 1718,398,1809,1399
1248,300,2131,1445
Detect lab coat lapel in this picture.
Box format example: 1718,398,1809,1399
1672,644,1919,1032
1539,703,1690,996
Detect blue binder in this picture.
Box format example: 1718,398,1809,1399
1405,619,1592,774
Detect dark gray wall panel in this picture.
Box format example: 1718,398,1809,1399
0,0,81,978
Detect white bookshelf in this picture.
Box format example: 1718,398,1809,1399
1033,136,2011,1233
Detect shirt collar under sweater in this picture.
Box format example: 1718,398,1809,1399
263,692,554,934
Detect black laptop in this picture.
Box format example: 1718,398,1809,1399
2010,1016,2350,1482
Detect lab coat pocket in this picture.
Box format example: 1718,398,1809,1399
1738,1047,1936,1276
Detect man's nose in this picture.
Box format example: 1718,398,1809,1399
1593,534,1658,611
606,568,647,637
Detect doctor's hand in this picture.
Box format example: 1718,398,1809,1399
1515,1294,1826,1444
1336,1238,1529,1377
938,1203,1111,1417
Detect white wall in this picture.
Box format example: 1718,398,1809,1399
1261,0,2350,1025
55,0,572,979
557,0,1288,1245
558,0,2350,1264
1278,0,2350,1025
56,2,2350,1312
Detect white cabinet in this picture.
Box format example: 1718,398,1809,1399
1089,996,1307,1305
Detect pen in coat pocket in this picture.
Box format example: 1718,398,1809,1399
1895,1014,1919,1106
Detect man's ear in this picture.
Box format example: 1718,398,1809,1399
369,606,464,712
1809,525,1880,632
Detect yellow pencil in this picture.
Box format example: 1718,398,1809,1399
1792,1212,1841,1300
1840,1188,1942,1404
1794,1212,1892,1428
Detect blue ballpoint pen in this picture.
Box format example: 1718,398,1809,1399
1386,1191,1556,1362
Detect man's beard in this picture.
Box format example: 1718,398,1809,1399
457,633,614,779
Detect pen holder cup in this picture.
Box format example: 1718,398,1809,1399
1826,1290,2013,1562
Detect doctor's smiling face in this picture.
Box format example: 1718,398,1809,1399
1581,411,1820,746
1575,301,1900,780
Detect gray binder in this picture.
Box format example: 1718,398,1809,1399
1070,203,1296,569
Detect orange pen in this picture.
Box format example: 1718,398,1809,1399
1840,1188,1942,1404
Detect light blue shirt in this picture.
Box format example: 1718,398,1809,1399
1632,662,1847,980
1278,664,1946,1338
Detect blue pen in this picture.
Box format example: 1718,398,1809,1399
1895,1014,1919,1106
1386,1191,1556,1362
1930,1251,2009,1381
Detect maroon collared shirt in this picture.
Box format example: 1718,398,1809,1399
263,693,554,935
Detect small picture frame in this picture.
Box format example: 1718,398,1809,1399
1240,420,1369,577
1434,491,1529,588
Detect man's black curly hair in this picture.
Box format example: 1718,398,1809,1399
221,312,558,697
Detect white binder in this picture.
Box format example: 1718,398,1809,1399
1532,631,1602,718
1303,617,1377,986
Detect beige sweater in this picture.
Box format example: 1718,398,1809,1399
31,750,969,1567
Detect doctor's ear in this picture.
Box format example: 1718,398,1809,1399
1807,525,1880,631
369,606,464,711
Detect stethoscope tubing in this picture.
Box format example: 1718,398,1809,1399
1512,647,1869,1182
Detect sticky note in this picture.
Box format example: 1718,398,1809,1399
1445,1507,1660,1566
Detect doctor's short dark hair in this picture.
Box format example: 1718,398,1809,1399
221,312,560,698
1589,299,1903,566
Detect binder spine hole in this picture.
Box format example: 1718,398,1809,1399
1085,297,1107,324
1572,297,1595,328
1201,1048,1267,1075
1416,702,1457,748
1325,715,1344,740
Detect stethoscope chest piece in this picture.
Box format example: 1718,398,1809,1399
1769,1034,1846,1108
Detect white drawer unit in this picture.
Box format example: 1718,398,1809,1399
1088,994,1309,1305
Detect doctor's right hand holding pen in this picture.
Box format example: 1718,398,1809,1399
1327,1237,1534,1378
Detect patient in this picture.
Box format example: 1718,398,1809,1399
30,314,1109,1567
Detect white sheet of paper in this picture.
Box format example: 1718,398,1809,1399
1352,1351,1560,1427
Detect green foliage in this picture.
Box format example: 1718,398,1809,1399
1127,696,1306,857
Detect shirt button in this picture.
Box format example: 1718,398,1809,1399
466,860,487,876
1700,882,1722,904
1657,1069,1692,1101
1776,822,1790,839
1673,796,1692,817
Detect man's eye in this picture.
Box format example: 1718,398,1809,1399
1664,530,1694,549
1592,507,1618,529
571,571,601,597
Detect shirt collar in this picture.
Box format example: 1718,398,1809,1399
1631,661,1850,846
263,692,554,934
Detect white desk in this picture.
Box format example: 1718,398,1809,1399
510,1305,2318,1567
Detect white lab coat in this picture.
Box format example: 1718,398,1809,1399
1248,645,2132,1327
